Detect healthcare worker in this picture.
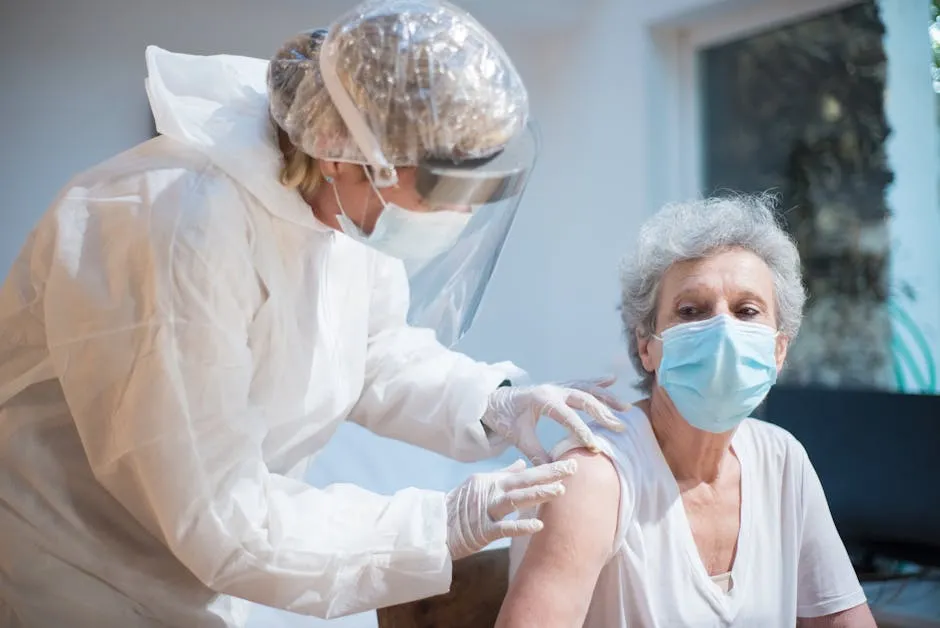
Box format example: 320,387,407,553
0,1,627,626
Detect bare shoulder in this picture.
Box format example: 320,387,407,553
498,448,621,627
532,446,622,556
556,447,621,503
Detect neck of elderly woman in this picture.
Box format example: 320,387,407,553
646,388,734,485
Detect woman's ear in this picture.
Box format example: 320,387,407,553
637,330,657,374
319,160,341,179
325,161,368,182
774,335,790,372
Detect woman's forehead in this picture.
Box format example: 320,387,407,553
661,249,775,297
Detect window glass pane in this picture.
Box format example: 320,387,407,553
701,0,940,394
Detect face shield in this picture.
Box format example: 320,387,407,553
318,30,538,347
403,122,539,346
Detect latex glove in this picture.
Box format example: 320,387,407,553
482,376,631,465
446,458,577,560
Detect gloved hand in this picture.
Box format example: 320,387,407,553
482,376,631,465
446,458,577,560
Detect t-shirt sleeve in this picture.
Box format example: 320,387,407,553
795,442,868,618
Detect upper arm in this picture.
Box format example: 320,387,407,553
497,448,622,628
796,603,877,628
793,441,870,621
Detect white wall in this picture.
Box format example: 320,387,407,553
0,0,759,626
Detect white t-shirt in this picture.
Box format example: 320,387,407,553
509,408,867,628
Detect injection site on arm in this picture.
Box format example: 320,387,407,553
496,448,622,628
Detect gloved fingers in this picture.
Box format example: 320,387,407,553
506,482,567,506
507,482,566,512
515,427,553,466
569,374,617,390
491,517,544,540
577,388,631,415
490,480,566,520
588,388,632,413
499,459,576,491
567,387,633,416
565,389,626,432
567,376,631,412
498,458,529,474
541,402,601,453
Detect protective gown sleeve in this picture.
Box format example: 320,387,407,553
349,254,523,463
43,169,452,618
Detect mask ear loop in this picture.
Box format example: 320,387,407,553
360,165,401,236
330,167,398,237
324,174,369,237
319,36,399,188
361,166,392,208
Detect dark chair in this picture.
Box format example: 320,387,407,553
377,548,510,628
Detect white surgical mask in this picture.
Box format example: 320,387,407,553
654,314,779,433
330,170,472,261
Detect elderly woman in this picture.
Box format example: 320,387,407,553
497,195,876,627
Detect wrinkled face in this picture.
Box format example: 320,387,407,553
318,161,470,234
636,248,790,378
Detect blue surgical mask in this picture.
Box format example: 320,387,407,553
653,314,779,433
331,170,471,262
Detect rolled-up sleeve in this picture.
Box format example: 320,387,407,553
349,254,523,462
43,171,452,618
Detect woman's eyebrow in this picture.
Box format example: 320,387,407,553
734,289,769,308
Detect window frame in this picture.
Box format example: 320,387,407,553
651,0,863,202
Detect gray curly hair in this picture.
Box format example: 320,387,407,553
620,194,806,393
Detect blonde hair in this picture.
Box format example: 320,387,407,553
274,122,323,200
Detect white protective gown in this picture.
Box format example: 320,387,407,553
0,47,521,627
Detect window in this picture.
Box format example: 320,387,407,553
680,0,940,393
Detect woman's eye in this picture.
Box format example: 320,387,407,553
677,306,701,319
738,306,760,318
